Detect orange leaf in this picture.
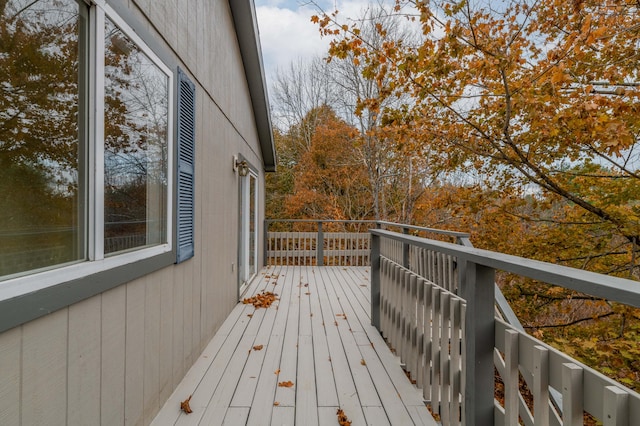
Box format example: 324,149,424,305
180,395,193,414
253,345,264,351
278,381,294,388
337,408,352,426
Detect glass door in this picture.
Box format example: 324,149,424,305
239,171,257,294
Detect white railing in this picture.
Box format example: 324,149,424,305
370,229,640,426
265,220,377,266
264,219,467,267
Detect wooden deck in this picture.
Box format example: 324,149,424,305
151,265,436,425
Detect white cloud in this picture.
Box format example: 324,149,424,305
255,1,375,88
256,4,329,79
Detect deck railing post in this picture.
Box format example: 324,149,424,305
371,232,381,330
402,226,410,269
317,221,324,266
459,259,495,426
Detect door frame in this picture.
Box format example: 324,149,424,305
238,164,258,297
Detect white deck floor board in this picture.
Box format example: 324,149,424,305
152,266,437,426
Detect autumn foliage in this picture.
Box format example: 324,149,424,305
270,0,640,390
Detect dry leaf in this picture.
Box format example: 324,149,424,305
253,345,264,351
305,292,311,295
247,314,253,318
360,359,366,366
304,283,309,287
337,408,351,426
273,401,280,406
278,381,294,388
180,395,193,414
242,291,279,309
274,369,280,375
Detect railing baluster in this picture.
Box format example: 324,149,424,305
451,297,462,426
562,363,584,426
440,291,451,425
409,274,418,385
392,264,402,354
317,222,324,266
603,386,628,426
402,270,410,366
423,280,433,402
533,345,550,426
431,285,442,415
504,329,519,425
371,232,381,330
416,277,426,390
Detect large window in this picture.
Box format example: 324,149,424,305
0,0,172,282
104,17,169,255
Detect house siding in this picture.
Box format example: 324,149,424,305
0,0,269,424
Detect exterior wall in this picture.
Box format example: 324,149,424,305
0,0,269,425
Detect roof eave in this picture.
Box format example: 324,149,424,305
228,0,277,172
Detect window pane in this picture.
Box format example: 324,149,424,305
104,17,169,255
0,0,85,279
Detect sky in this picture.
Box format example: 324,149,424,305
254,0,374,90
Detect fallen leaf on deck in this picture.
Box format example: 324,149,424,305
242,291,278,309
180,395,193,414
304,283,309,287
274,401,280,406
247,314,253,318
274,369,280,375
360,359,366,365
305,292,311,295
278,381,294,388
253,345,264,351
337,408,351,425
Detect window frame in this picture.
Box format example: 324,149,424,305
0,0,178,332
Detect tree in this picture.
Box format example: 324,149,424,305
313,0,640,275
281,106,372,221
313,0,640,389
322,4,423,220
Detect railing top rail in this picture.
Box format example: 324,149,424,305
265,219,470,239
376,221,470,238
265,219,378,224
371,228,640,308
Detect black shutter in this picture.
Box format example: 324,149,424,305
176,68,195,263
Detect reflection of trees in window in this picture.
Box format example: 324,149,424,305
104,17,168,254
0,0,83,278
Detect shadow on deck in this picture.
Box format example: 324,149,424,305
152,265,436,425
